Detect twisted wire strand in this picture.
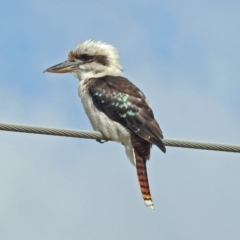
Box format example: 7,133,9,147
0,122,239,153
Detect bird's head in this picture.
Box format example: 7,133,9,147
44,40,123,80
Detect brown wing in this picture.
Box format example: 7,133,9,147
88,75,166,153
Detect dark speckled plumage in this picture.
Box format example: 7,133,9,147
87,75,166,153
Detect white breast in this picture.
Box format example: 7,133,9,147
78,80,136,165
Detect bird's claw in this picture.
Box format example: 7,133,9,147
96,139,109,144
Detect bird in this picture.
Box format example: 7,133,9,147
44,40,166,210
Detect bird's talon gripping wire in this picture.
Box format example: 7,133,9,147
96,139,109,144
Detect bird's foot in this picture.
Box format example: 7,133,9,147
96,139,109,144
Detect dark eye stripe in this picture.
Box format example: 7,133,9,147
94,55,109,66
78,54,92,61
68,50,109,66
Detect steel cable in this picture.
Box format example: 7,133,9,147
0,122,239,153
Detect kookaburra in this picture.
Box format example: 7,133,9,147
44,40,166,210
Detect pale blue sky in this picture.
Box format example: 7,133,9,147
0,1,240,239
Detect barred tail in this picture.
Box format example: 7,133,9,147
136,157,154,209
131,134,154,210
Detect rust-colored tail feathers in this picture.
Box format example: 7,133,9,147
131,134,154,210
136,157,154,209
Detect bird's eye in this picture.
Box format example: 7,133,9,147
80,54,91,61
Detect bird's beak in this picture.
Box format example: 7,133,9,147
44,60,79,73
